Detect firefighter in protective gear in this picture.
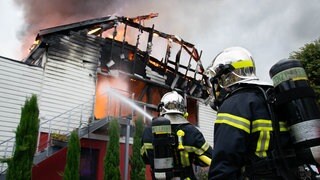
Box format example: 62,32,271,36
206,47,304,179
141,91,213,179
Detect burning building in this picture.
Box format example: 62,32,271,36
0,14,216,179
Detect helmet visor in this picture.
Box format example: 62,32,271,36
164,101,185,111
216,60,256,87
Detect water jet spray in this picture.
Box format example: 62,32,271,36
105,87,153,121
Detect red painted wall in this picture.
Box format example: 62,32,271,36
32,147,67,180
80,138,107,180
32,135,142,180
37,132,49,152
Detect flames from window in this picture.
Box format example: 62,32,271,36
94,75,131,119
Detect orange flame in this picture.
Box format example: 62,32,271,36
94,75,130,119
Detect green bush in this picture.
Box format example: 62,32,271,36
104,118,121,180
63,130,81,180
290,38,320,105
130,118,146,180
6,94,39,180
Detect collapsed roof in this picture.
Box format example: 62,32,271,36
24,13,211,101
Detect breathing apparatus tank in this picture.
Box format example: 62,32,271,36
151,116,175,179
269,58,320,165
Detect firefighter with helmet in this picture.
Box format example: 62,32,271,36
205,47,309,179
141,91,213,179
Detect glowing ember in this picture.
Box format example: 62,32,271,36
29,39,40,52
148,60,161,67
87,27,102,35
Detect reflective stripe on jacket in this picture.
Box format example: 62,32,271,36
209,86,292,179
141,121,213,179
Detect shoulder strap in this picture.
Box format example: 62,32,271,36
237,86,297,180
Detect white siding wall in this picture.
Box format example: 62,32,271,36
0,57,43,142
0,33,100,170
39,57,96,134
0,56,98,139
0,54,98,172
198,102,217,147
37,33,101,135
0,57,43,170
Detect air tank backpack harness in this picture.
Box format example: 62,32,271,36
269,59,320,179
152,117,175,179
270,59,320,166
151,117,192,180
239,59,320,179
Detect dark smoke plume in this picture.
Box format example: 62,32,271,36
11,0,320,82
14,0,133,57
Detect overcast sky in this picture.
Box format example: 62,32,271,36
1,0,319,82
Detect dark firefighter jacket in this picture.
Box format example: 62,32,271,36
141,118,213,180
208,85,298,180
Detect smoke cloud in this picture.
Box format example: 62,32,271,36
13,0,320,81
14,0,126,54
